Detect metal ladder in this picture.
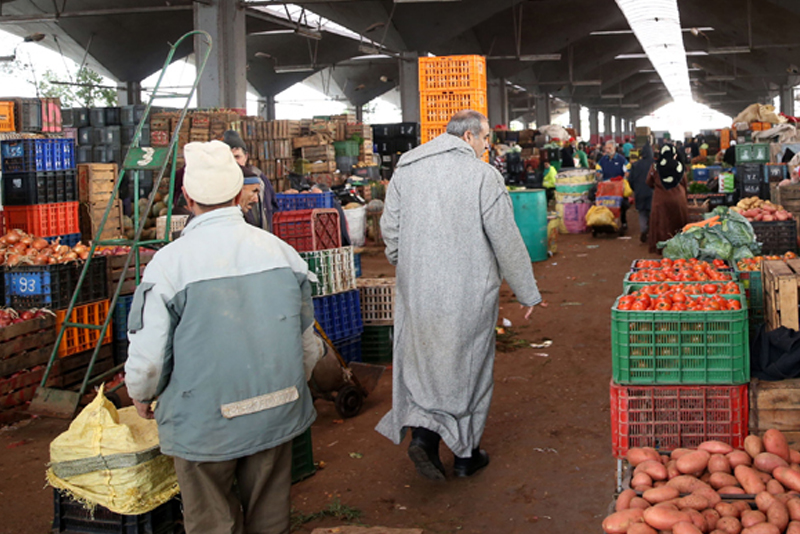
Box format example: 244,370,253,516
29,30,213,418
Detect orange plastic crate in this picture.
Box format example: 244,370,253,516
418,55,486,92
420,90,487,124
55,300,112,358
3,201,79,237
420,123,447,144
0,101,15,132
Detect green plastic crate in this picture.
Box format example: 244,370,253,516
362,325,393,364
300,247,356,297
611,294,749,385
736,143,770,164
735,268,763,315
333,140,359,157
622,276,742,293
291,428,316,484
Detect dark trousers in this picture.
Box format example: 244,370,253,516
173,441,292,534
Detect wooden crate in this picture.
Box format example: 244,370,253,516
293,133,332,149
77,163,118,204
763,259,800,331
301,145,335,161
106,250,155,296
750,378,800,448
0,315,56,377
79,200,124,243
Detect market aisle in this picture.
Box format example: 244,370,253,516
0,213,656,534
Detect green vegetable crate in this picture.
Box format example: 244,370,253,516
621,276,742,293
361,325,393,364
611,293,749,385
291,427,315,484
300,247,356,297
735,267,764,325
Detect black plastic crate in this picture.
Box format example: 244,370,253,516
15,98,42,132
397,122,419,138
5,256,107,309
104,107,121,126
121,125,150,146
2,170,78,205
102,126,122,147
93,145,121,164
89,107,106,128
751,220,798,255
52,489,183,534
736,163,765,184
77,127,95,146
62,107,89,128
766,164,788,183
77,146,93,164
361,325,393,364
121,104,147,126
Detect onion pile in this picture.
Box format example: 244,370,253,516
0,307,55,328
0,229,92,267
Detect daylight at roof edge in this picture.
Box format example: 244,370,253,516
615,0,693,103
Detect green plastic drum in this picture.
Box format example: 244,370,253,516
509,189,548,262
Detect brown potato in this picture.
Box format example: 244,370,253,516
685,509,707,532
710,472,741,490
716,502,740,518
766,501,789,531
699,440,735,455
787,498,800,521
733,501,751,514
740,510,767,528
746,435,766,459
694,486,722,507
775,467,800,492
719,486,747,494
703,508,721,531
637,460,669,481
632,472,654,490
757,492,778,513
671,448,694,460
764,429,791,462
603,508,645,534
628,523,658,534
790,450,800,464
678,494,709,511
774,493,793,504
716,516,743,534
668,475,712,494
672,521,703,534
741,523,780,534
630,497,652,510
766,479,785,495
667,460,681,480
728,450,754,468
736,465,767,494
643,507,693,530
677,450,712,475
643,486,680,504
709,454,733,474
616,489,637,511
629,447,663,466
754,452,789,474
787,520,800,534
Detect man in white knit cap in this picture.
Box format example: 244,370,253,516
125,140,323,534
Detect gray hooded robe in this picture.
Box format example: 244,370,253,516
375,133,542,457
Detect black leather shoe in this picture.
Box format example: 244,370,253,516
453,448,490,478
407,428,445,481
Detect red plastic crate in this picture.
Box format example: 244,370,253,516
4,201,79,237
272,208,341,252
610,380,748,458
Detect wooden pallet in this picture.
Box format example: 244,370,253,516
750,378,800,448
762,258,800,331
106,250,155,296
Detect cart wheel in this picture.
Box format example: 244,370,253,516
335,385,364,418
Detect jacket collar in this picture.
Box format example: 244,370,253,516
182,206,245,236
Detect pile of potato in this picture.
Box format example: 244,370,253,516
603,430,800,534
731,198,794,222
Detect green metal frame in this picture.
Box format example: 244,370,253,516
31,30,213,416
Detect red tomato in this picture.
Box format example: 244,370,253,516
617,296,635,310
672,292,687,303
727,299,742,310
655,300,672,311
631,300,649,311
703,284,718,295
672,302,688,311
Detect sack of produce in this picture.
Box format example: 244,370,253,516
46,387,179,515
585,205,617,229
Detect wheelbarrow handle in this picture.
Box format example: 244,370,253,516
313,320,368,397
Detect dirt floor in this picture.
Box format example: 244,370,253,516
0,213,658,534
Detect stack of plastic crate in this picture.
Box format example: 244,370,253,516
418,55,487,147
357,278,395,364
609,261,750,460
275,191,362,362
1,138,80,244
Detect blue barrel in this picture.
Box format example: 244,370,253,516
509,189,548,262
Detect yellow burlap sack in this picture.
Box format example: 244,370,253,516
585,205,617,228
46,387,179,515
547,218,559,255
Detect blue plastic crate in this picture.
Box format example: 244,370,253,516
693,168,710,181
41,139,55,171
44,233,81,247
114,295,134,340
1,139,44,172
313,290,363,342
334,335,362,363
276,191,335,212
61,139,75,170
354,253,362,277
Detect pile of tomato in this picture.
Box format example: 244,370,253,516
736,251,797,272
629,258,734,282
617,286,743,311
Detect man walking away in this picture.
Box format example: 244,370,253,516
376,110,542,480
125,140,324,534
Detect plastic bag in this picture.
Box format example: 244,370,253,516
47,387,179,515
585,205,617,228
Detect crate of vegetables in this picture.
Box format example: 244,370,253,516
630,258,733,273
612,288,749,385
0,309,55,378
610,380,748,458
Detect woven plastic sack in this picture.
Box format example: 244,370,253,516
556,168,595,185
563,202,589,234
46,387,179,515
585,205,617,229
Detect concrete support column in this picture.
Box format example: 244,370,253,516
535,93,550,128
589,108,599,143
603,113,612,141
780,85,795,117
260,94,276,121
399,52,420,123
569,102,581,136
615,115,623,143
194,0,247,109
117,81,142,106
488,77,509,127
355,105,364,123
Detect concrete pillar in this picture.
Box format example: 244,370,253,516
117,81,141,106
535,94,550,129
589,108,599,143
260,94,276,121
488,77,509,127
780,85,795,117
399,52,420,123
194,0,247,109
355,105,364,123
569,102,581,136
604,113,612,141
615,115,623,143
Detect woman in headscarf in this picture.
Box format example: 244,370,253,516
628,142,655,244
646,144,689,254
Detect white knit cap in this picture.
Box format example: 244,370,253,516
183,140,243,204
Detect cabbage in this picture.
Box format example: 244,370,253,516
657,206,759,262
733,245,755,261
659,233,700,259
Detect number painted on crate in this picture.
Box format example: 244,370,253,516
18,277,36,294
